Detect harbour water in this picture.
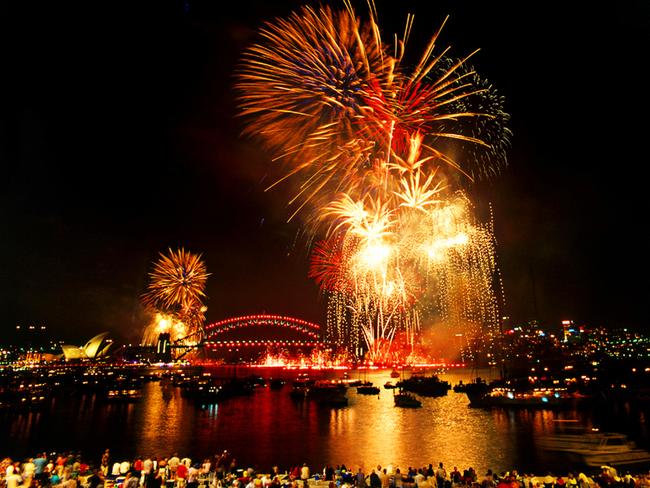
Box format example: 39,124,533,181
2,368,648,474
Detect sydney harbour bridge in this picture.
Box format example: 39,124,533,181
158,314,327,362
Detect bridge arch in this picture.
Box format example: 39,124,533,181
203,314,324,349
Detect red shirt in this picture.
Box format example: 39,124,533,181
177,465,188,479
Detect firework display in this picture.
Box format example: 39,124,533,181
142,248,209,346
237,2,510,363
237,3,510,223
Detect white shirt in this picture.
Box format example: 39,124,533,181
6,473,23,488
23,462,36,477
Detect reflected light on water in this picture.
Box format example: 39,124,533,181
135,383,193,456
0,368,647,475
308,376,514,472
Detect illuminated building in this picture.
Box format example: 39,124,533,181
61,332,113,360
561,319,575,342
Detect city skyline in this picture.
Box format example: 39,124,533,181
3,0,649,344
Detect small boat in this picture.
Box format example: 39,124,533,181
390,369,400,378
104,375,143,402
0,386,51,410
453,380,467,392
289,385,308,400
396,375,450,397
394,391,422,408
539,431,650,467
289,373,313,398
454,377,488,393
384,381,397,389
357,383,380,395
292,374,314,388
105,388,142,402
308,381,348,407
466,384,584,409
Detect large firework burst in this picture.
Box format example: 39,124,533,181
142,248,209,345
237,2,510,363
142,248,209,311
237,2,511,226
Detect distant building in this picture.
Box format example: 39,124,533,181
61,332,112,360
561,320,574,342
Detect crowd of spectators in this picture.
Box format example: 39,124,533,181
2,451,649,488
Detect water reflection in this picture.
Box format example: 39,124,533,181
134,382,196,456
0,369,647,475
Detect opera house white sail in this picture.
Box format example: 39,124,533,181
61,332,112,360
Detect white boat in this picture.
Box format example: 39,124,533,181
538,431,650,467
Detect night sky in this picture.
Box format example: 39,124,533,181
3,0,649,345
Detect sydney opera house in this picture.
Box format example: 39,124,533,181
61,332,112,360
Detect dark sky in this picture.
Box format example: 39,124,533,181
2,0,649,345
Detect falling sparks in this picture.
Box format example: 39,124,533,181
312,192,500,363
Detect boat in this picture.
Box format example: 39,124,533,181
396,375,450,397
356,383,381,395
452,380,467,393
538,431,650,467
455,377,489,394
140,373,162,382
0,383,51,410
194,383,227,404
182,377,254,403
394,391,421,408
454,378,485,393
103,375,143,402
390,369,400,378
289,384,308,399
308,381,348,407
466,385,585,408
104,388,143,402
220,378,255,397
384,381,397,389
289,374,314,400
